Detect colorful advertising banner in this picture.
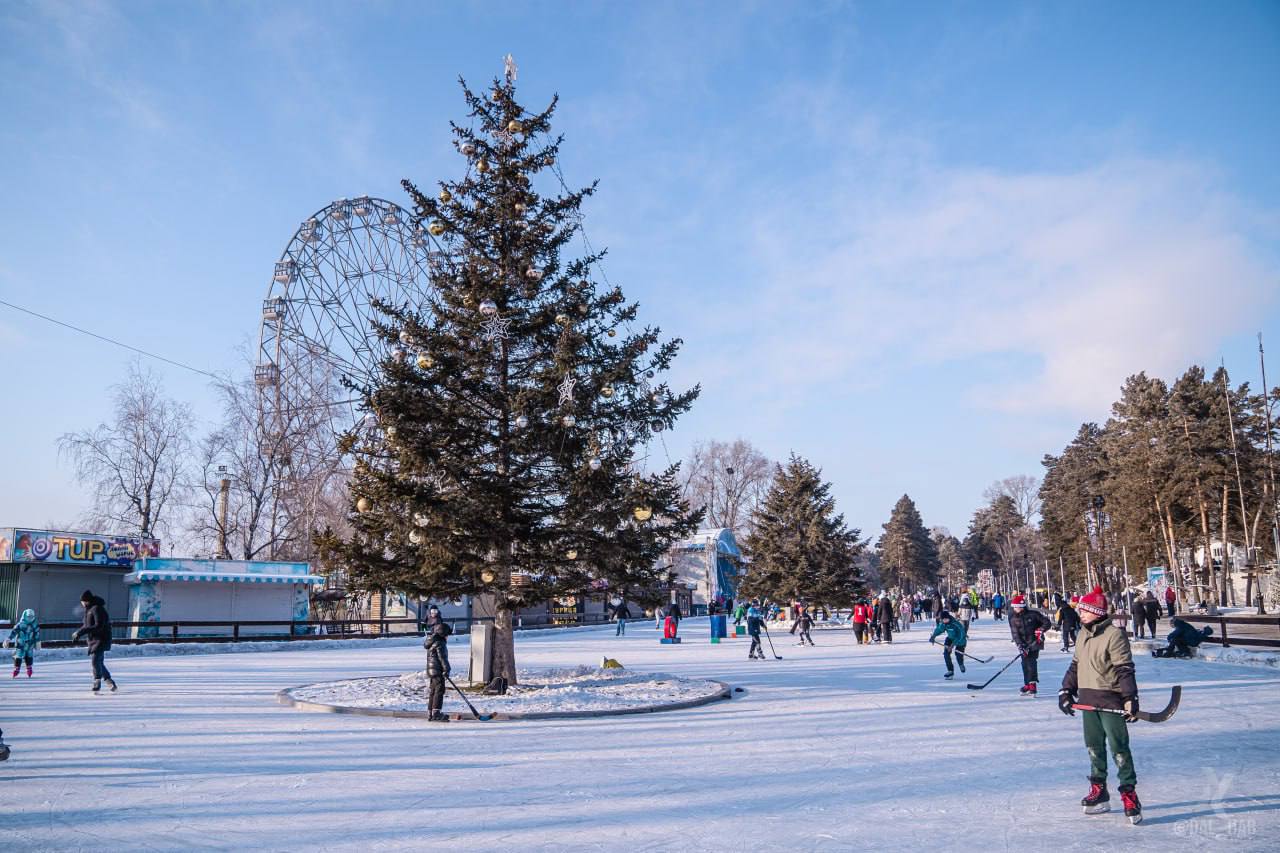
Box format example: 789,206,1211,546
3,529,160,567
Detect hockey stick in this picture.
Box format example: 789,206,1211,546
1072,686,1181,723
761,624,783,659
966,652,1023,690
953,648,993,664
445,674,495,721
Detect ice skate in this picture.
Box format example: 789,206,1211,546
1119,785,1141,824
26,664,32,678
1082,780,1110,815
944,671,954,679
92,679,101,693
105,678,118,692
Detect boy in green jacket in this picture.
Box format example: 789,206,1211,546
928,611,968,679
1057,587,1142,824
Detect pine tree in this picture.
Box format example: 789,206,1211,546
317,67,702,683
876,494,940,590
739,455,865,607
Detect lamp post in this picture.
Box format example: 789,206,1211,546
216,465,231,559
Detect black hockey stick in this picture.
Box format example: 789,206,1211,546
954,649,993,664
445,674,495,721
1073,685,1181,723
966,652,1023,690
761,624,783,659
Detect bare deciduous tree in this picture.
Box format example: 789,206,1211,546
682,439,773,538
189,364,350,562
983,474,1042,525
59,362,193,540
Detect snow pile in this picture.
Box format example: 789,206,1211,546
285,664,726,717
29,634,431,662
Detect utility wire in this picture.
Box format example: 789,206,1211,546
1,297,222,380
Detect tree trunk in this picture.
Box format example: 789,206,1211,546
1221,485,1232,606
492,606,518,686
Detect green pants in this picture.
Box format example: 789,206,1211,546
1083,709,1136,786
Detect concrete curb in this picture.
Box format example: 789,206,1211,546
277,676,733,721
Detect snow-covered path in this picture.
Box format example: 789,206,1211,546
3,618,1277,851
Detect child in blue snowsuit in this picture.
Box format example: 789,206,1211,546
6,609,40,678
929,611,968,678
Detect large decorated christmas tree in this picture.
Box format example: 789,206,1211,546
319,59,702,683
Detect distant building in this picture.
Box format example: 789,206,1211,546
0,527,159,624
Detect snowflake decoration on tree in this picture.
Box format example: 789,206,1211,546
481,316,512,342
557,374,577,407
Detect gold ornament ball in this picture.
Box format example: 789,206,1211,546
514,414,529,429
577,303,589,315
416,353,434,370
356,497,372,513
386,425,397,439
633,506,653,522
607,329,617,338
543,155,555,166
588,457,602,471
491,89,502,102
481,569,496,584
413,512,430,526
476,159,490,173
479,299,498,316
555,313,571,326
601,385,614,398
507,119,523,134
460,142,476,157
409,529,423,545
514,202,526,213
525,267,543,280
439,189,451,203
428,221,446,236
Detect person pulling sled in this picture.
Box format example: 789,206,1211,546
1057,587,1142,825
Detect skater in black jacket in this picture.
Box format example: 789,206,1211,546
1055,599,1081,652
425,622,452,721
1008,593,1051,695
794,607,815,646
70,590,116,693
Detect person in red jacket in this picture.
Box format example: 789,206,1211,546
851,599,871,645
1163,585,1177,618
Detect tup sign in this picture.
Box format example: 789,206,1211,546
0,528,160,567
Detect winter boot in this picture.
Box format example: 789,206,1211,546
105,678,118,692
1119,784,1142,824
92,679,101,693
26,664,32,678
428,712,449,722
1082,779,1111,815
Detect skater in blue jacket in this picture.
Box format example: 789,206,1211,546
929,611,969,679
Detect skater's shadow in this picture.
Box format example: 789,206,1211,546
1140,793,1280,826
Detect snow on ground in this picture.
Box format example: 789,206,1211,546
287,665,725,716
3,617,1278,851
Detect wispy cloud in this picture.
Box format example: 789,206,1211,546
24,0,168,132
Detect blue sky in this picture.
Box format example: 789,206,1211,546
1,0,1278,542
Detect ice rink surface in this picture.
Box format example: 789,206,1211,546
3,617,1277,851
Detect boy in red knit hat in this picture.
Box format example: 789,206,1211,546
1008,593,1051,695
1058,586,1142,824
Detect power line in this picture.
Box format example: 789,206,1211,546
0,297,222,380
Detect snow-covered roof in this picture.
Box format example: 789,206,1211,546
125,571,324,585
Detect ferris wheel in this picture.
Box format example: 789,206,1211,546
255,196,437,435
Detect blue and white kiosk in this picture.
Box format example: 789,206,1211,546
125,558,325,637
666,528,743,616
